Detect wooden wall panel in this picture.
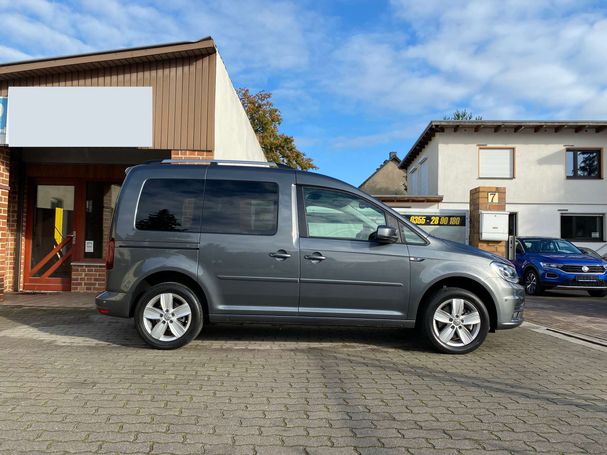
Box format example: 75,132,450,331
0,55,215,152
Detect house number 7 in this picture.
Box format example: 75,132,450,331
488,192,499,203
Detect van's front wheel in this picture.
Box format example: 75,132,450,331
422,288,489,354
135,282,203,349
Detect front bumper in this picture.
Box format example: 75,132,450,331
540,268,607,290
490,278,525,330
95,290,132,318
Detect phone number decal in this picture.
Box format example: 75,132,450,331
405,215,466,227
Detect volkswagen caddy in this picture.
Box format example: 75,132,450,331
96,160,525,354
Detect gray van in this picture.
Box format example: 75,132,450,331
96,160,524,354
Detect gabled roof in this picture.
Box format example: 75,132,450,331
359,152,401,189
0,37,216,81
399,120,607,170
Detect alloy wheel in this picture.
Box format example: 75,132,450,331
431,298,481,347
142,293,192,341
525,271,537,294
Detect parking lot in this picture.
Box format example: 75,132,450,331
524,291,607,343
0,293,605,454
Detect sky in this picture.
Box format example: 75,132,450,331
1,0,607,185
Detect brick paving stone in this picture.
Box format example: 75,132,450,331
307,449,358,455
524,291,607,341
97,442,153,453
0,304,606,454
149,442,206,454
254,447,305,455
205,446,256,455
47,441,101,453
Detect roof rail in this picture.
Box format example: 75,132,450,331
156,159,292,169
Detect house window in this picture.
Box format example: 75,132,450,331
85,182,120,259
478,147,514,178
561,214,604,242
419,158,428,194
566,149,601,179
408,167,418,195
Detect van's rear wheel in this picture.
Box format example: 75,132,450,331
422,287,489,354
135,282,203,349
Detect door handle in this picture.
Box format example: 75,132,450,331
269,250,291,260
304,252,327,262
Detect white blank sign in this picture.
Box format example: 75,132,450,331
7,86,152,147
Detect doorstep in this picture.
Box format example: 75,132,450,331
0,292,97,309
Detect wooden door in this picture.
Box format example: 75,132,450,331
23,182,79,291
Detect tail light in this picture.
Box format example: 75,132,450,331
106,238,115,270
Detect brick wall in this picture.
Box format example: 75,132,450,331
5,156,24,292
0,148,9,300
469,186,507,258
71,263,106,293
171,150,213,160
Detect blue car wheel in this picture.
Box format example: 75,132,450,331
524,269,543,296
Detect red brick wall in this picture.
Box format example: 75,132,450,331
5,156,24,292
0,148,10,300
469,186,507,258
171,150,213,160
71,263,106,293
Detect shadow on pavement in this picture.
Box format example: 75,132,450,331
0,305,434,351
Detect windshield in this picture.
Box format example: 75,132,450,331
522,239,581,254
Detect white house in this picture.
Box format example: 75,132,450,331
399,121,607,254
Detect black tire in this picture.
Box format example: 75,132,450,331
422,287,490,354
524,268,543,296
588,290,607,298
134,282,204,349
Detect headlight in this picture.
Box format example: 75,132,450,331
540,262,561,269
491,261,519,283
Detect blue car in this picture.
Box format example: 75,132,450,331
513,237,607,297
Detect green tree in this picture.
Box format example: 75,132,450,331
238,88,316,170
443,109,483,120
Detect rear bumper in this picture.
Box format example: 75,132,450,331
95,290,132,318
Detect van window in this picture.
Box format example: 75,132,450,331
303,187,386,240
135,179,203,232
202,180,279,235
399,222,427,245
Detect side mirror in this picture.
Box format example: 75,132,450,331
372,225,399,244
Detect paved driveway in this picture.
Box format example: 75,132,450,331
524,290,607,342
0,303,606,454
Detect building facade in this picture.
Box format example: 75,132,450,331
359,152,407,196
358,152,462,242
399,121,607,254
0,37,265,298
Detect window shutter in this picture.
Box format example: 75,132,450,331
479,148,514,178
